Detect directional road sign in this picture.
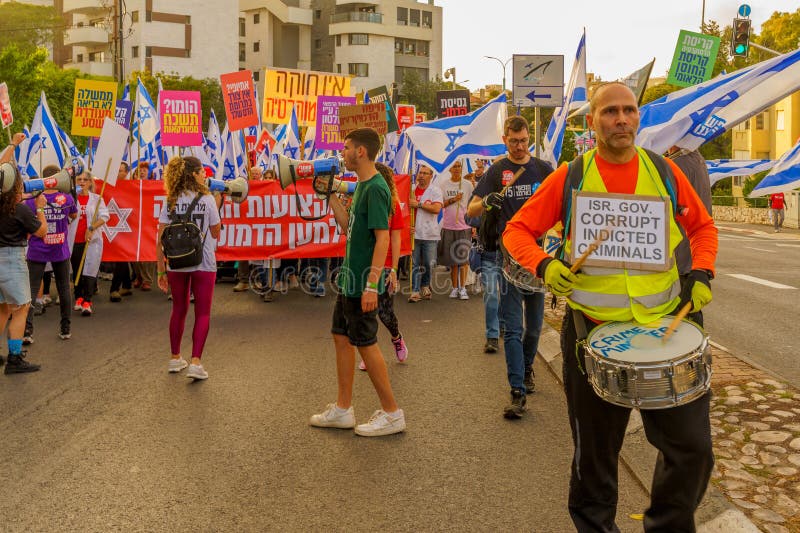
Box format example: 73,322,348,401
738,4,751,17
512,54,564,108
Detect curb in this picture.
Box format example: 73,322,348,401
536,321,762,533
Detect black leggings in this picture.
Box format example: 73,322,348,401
377,285,400,339
110,262,132,292
26,259,72,332
70,242,97,302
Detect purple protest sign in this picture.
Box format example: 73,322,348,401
158,90,202,147
315,95,356,150
114,100,133,130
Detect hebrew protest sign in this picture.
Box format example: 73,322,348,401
221,70,259,131
339,103,389,137
71,79,118,136
667,30,720,87
262,68,351,126
159,90,202,147
315,95,356,150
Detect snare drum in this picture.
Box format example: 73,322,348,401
500,249,546,293
583,317,711,409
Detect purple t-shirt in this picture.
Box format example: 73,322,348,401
24,192,77,263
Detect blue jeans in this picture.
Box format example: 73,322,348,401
303,258,328,296
411,239,437,293
500,276,544,393
480,250,501,339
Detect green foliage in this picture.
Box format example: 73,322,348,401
753,9,800,56
0,1,63,53
559,129,577,164
742,170,768,201
640,83,682,106
399,71,468,118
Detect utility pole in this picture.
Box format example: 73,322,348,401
117,0,124,83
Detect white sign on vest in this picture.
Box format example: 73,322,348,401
570,192,671,271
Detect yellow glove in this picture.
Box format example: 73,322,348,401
689,280,713,312
679,269,713,312
544,259,578,297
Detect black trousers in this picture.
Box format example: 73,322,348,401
561,310,714,533
110,262,132,292
27,259,72,333
70,242,97,302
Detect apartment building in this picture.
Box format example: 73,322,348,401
731,92,800,161
55,0,238,81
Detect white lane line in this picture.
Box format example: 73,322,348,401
718,235,756,241
726,274,797,289
744,246,776,253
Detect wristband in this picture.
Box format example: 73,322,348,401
36,208,45,213
363,287,378,294
157,271,167,277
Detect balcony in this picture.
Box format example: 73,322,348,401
65,25,109,47
65,59,114,77
62,0,109,16
331,11,382,24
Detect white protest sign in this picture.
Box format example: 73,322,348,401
570,192,670,271
93,117,128,186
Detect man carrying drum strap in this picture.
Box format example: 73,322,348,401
503,82,718,532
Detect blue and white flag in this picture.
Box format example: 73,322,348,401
57,125,86,170
706,159,776,187
134,78,159,145
283,106,301,159
749,140,800,197
638,48,800,155
541,32,587,168
405,93,508,173
28,91,65,177
206,109,221,169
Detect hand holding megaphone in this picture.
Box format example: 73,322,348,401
312,175,357,199
23,161,83,196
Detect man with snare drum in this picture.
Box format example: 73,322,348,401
504,82,718,532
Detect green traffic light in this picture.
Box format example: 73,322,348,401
735,43,748,54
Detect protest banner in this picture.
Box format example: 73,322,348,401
436,89,470,118
71,79,117,136
114,100,133,130
220,70,259,131
158,90,202,146
315,95,356,150
366,86,399,132
396,104,416,132
339,103,389,137
0,82,13,129
415,112,427,123
93,118,129,186
570,192,670,271
99,175,411,261
262,67,351,126
667,30,720,87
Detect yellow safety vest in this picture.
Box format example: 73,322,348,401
564,147,684,324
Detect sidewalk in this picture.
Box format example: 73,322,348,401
538,300,800,533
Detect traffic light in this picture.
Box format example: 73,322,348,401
731,18,751,57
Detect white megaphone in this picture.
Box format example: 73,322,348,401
0,162,17,194
276,154,355,199
23,162,82,195
207,176,249,204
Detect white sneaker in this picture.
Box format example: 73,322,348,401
449,288,459,299
355,409,406,437
310,403,356,428
459,288,469,300
186,364,208,380
168,357,188,373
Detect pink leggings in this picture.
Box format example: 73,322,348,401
167,270,216,359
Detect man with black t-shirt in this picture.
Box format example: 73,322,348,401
467,116,553,419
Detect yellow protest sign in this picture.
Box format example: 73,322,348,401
339,103,389,137
262,68,351,127
71,79,118,137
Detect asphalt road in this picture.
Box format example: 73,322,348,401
705,223,800,387
0,275,649,532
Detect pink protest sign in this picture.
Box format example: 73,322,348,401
159,90,202,146
315,95,356,150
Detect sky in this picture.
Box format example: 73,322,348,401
434,0,799,91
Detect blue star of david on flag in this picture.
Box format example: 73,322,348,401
445,129,466,152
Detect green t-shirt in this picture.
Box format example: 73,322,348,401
337,174,391,297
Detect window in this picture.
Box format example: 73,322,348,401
253,71,259,82
336,64,341,73
756,112,765,130
315,38,321,49
76,53,83,62
410,9,420,27
397,7,407,25
253,41,260,52
395,39,403,53
756,151,771,159
335,34,341,46
315,9,321,19
405,41,416,54
132,46,139,58
348,63,368,77
348,34,368,45
131,10,138,23
776,110,785,131
239,17,245,37
253,13,260,24
418,41,429,57
239,42,245,62
422,11,432,28
145,46,152,58
145,10,152,22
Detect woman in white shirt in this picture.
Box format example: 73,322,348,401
69,172,109,316
156,156,221,380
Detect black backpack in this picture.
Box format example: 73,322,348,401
161,193,205,269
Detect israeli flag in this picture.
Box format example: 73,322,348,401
541,32,587,168
405,93,508,173
283,106,301,159
28,91,65,177
134,78,159,145
638,48,800,155
749,139,800,197
302,126,315,160
57,125,86,170
706,159,776,187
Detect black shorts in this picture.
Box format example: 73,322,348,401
331,294,378,347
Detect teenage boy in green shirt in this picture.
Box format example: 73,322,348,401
309,128,406,437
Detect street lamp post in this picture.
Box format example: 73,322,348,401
484,56,512,93
444,67,456,90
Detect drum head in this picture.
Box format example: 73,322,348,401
587,318,704,363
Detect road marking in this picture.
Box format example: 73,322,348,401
718,235,756,241
744,246,776,253
776,244,800,248
726,274,797,289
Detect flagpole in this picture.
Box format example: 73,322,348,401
74,158,111,286
4,126,11,145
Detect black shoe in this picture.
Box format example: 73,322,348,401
4,353,40,374
22,330,33,346
484,338,499,353
524,366,535,394
59,324,71,340
32,301,45,316
503,389,527,419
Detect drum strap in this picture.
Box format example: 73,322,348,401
571,309,589,375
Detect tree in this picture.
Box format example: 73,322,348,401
0,1,63,53
399,71,468,118
753,9,800,56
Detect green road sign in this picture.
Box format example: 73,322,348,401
667,30,721,87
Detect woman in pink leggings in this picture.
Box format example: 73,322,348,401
156,156,221,380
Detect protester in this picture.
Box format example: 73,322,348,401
0,139,46,373
439,160,474,300
310,127,405,437
132,162,155,291
69,171,109,316
24,165,77,344
359,162,408,371
504,82,718,531
156,156,222,381
769,192,786,232
467,116,553,417
407,164,442,302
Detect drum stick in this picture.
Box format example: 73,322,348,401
661,302,693,344
499,166,526,197
569,225,612,273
